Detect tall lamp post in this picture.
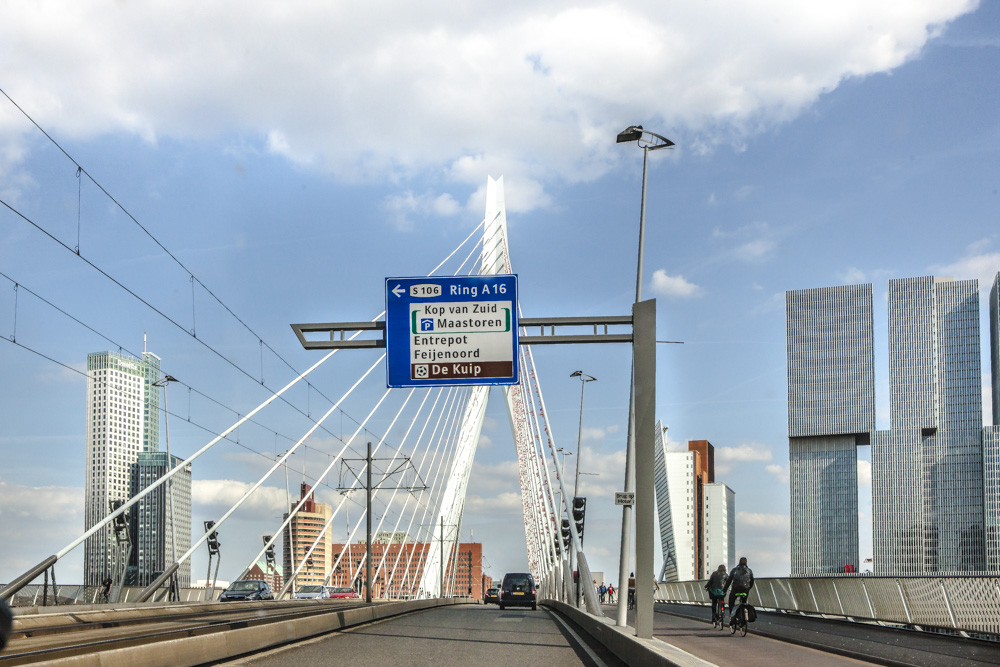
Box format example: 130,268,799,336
616,125,673,634
151,374,179,601
569,370,595,608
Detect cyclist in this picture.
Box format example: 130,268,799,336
704,564,727,624
722,556,754,625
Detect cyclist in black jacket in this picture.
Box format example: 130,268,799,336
722,557,754,622
704,564,727,621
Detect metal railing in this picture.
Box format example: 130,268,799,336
1,585,214,607
655,575,1000,636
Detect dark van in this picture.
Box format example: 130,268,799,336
499,572,536,610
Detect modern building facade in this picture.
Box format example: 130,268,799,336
788,274,1000,575
283,482,333,589
785,284,874,575
129,451,192,586
654,424,736,581
704,482,736,574
84,351,160,586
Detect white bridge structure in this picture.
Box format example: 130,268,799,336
2,176,625,618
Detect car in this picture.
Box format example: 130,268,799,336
328,586,360,599
293,585,328,600
498,572,536,611
484,587,500,604
219,580,274,602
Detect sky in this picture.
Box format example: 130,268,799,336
1,0,999,587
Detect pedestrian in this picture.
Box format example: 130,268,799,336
599,583,606,603
627,572,636,610
607,584,615,604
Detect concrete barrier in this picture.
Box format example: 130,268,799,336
19,598,465,666
542,599,715,667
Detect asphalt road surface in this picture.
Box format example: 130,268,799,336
225,604,628,667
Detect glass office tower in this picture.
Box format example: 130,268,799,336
129,451,192,586
785,284,874,575
986,274,1000,570
653,421,678,582
874,276,986,573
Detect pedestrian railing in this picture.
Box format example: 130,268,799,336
655,575,1000,637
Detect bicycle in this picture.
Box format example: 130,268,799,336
729,593,748,636
711,597,725,629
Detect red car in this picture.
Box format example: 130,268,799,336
328,586,360,599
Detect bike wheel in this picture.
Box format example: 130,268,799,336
729,618,737,635
740,619,747,637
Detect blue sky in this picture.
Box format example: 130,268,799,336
1,0,998,585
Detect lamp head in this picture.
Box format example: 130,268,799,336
616,125,643,143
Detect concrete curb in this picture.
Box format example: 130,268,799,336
23,598,465,666
542,599,717,667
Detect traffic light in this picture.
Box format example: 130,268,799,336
262,535,275,564
561,518,571,550
573,497,587,543
204,520,220,555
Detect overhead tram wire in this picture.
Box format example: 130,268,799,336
0,267,375,476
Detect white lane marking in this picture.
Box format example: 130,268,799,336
547,610,608,667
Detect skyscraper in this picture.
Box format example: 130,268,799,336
983,272,1000,570
785,284,874,575
84,351,161,586
130,451,192,586
874,276,985,573
653,422,677,581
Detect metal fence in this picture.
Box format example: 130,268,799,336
1,585,216,608
655,576,1000,636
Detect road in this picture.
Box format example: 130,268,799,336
226,604,628,667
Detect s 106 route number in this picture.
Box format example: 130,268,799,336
410,284,442,297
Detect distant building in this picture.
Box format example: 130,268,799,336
785,284,874,575
129,450,192,587
245,560,283,592
283,482,333,589
787,274,1000,575
654,424,736,581
328,541,484,599
704,483,736,574
83,350,161,586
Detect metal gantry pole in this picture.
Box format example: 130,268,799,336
366,441,373,604
632,299,656,638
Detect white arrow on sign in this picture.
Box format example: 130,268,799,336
392,285,405,298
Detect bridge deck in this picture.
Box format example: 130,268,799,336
635,603,1000,667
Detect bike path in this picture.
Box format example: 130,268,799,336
649,602,1000,667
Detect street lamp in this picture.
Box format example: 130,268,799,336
151,374,179,601
569,371,596,503
616,124,674,633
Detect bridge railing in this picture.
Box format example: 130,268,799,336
654,575,1000,636
1,585,214,607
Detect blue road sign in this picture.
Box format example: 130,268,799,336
385,275,519,388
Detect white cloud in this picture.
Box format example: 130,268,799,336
649,269,702,298
0,0,976,208
933,247,1000,289
766,464,790,484
737,511,789,531
716,442,773,463
192,480,289,514
0,478,85,581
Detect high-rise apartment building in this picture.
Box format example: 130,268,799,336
991,273,1000,426
873,276,986,574
84,349,192,588
787,274,1000,575
84,351,160,586
654,425,735,581
983,273,1000,570
704,482,736,573
130,451,192,586
785,284,874,575
283,482,333,589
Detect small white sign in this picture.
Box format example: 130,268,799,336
615,492,635,506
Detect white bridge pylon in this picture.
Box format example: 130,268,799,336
417,177,563,598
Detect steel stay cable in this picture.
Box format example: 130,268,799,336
399,387,468,598
379,386,461,593
277,386,415,598
235,362,390,582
